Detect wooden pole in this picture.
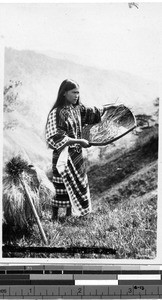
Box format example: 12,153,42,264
20,177,48,245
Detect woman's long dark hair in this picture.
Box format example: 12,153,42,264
45,79,80,140
49,79,80,113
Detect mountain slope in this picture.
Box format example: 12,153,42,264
3,47,159,169
5,47,158,113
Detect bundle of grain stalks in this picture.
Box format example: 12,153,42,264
3,155,55,230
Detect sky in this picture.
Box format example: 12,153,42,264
0,2,162,82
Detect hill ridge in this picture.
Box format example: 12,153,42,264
4,47,159,169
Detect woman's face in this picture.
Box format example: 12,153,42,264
64,88,79,105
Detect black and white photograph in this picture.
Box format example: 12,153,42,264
0,2,161,260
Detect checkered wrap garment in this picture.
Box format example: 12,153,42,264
46,103,103,216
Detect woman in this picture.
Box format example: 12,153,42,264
45,79,105,220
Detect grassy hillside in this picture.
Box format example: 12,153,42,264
88,128,158,195
3,128,158,259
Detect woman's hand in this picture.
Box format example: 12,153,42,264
102,104,118,115
79,139,91,148
67,137,91,148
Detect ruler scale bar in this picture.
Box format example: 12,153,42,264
0,285,162,297
1,265,162,299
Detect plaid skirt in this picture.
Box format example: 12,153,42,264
52,146,91,216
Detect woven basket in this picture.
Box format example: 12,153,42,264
83,105,136,146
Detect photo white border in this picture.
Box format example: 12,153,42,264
0,0,162,266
